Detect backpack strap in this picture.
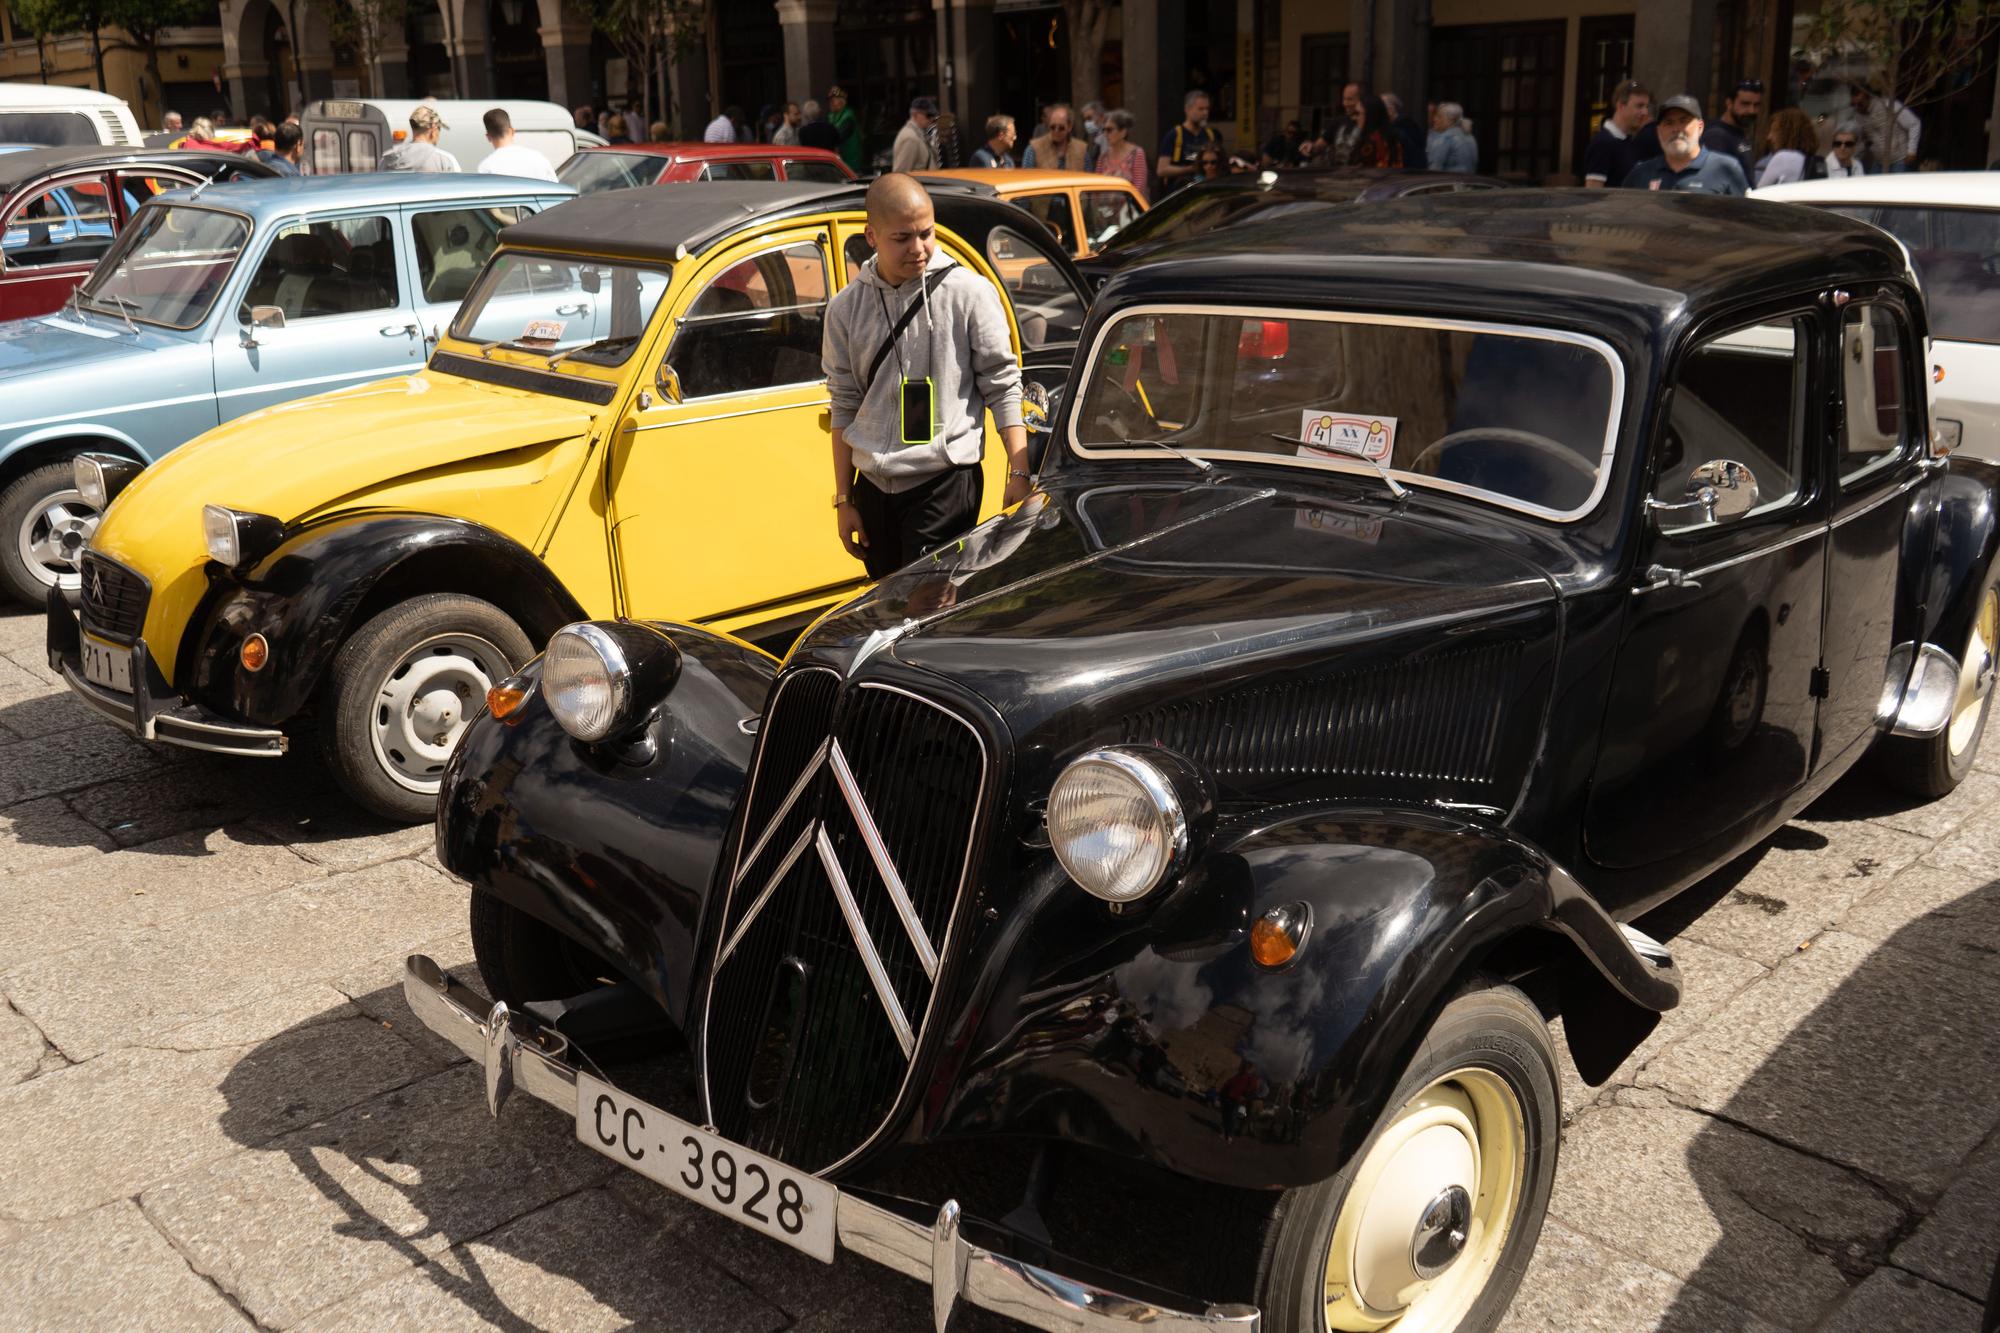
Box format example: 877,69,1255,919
863,263,957,397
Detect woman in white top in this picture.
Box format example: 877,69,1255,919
1755,107,1824,187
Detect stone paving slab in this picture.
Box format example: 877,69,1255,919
142,1064,614,1329
1495,1218,1782,1333
69,751,342,848
1641,929,2000,1200
1817,1265,1984,1333
0,825,317,972
247,805,439,873
0,1200,251,1331
0,719,164,809
1837,863,2000,984
0,795,116,877
1895,1131,2000,1302
1806,766,2000,843
296,1188,789,1333
1922,799,2000,878
0,998,43,1086
1546,1097,1904,1329
2,858,462,1061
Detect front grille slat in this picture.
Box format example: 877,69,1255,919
78,552,148,645
704,672,986,1174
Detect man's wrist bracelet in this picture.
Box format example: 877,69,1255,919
1007,469,1030,480
832,493,850,508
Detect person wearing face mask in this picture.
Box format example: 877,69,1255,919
1622,94,1747,195
824,175,1029,579
1024,102,1090,171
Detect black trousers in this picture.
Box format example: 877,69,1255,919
852,465,983,580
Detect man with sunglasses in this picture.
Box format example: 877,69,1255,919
1702,79,1762,179
1826,129,1866,178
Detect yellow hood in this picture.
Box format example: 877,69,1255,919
92,369,599,683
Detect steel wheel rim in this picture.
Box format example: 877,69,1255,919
1323,1067,1527,1333
368,631,510,793
14,484,98,591
1947,587,1999,757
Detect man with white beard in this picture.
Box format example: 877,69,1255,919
1621,94,1748,196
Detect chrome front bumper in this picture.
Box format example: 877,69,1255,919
401,955,1260,1333
45,584,287,758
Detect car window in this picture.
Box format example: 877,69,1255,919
1839,304,1912,485
410,206,526,304
1654,317,1810,527
1072,308,1620,519
702,160,777,182
347,129,379,173
451,251,671,366
668,239,828,398
1081,189,1141,248
79,204,249,328
3,175,115,269
243,215,398,319
1827,204,2000,345
784,159,849,184
118,170,201,214
558,150,660,194
0,111,99,146
310,128,342,174
1010,193,1077,251
984,224,1084,351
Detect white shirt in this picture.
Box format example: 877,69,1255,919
476,143,558,181
1825,154,1865,178
704,113,737,144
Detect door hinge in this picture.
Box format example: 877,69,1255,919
1809,666,1831,699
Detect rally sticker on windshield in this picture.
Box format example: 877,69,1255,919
1299,411,1396,462
518,318,567,347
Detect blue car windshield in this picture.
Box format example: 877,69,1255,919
78,205,249,329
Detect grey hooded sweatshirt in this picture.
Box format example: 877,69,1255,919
824,248,1022,494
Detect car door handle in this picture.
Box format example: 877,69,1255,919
1642,563,1702,591
380,323,420,338
556,303,589,316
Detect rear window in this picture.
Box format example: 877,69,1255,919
0,111,99,146
1826,204,2000,345
1071,308,1621,519
558,150,660,195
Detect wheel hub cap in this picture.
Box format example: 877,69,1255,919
16,487,100,590
370,634,504,792
1409,1185,1471,1280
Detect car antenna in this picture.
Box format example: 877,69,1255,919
189,172,214,200
1266,432,1407,498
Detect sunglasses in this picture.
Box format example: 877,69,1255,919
1833,138,1857,147
1736,80,1765,93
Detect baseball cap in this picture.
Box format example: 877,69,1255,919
1655,94,1702,121
410,105,449,131
911,96,939,116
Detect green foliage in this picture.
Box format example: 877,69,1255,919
324,0,410,88
1799,0,2000,107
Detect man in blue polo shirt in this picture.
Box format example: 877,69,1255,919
1622,95,1748,195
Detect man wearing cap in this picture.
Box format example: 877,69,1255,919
892,97,941,172
377,105,461,172
1621,95,1746,196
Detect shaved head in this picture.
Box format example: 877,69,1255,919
864,173,937,285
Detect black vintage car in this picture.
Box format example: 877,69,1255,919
401,191,1999,1332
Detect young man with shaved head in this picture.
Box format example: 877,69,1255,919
824,174,1029,578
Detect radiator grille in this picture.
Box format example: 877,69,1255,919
1123,643,1521,785
703,673,985,1173
78,552,148,645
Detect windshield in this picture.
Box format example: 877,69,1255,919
76,204,249,328
557,151,661,195
1071,309,1620,518
449,250,671,367
1824,204,2000,345
1098,185,1357,255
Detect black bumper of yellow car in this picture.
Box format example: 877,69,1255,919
45,583,288,758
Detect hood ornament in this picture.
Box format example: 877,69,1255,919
848,617,917,679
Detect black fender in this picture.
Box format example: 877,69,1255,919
184,512,588,725
435,623,777,1029
926,806,1678,1192
1916,458,2000,664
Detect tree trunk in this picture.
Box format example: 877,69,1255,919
90,24,106,93
1065,0,1108,107
145,41,163,123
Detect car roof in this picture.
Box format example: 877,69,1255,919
0,83,129,108
922,167,1117,190
1112,188,1909,328
151,170,577,217
1752,170,2000,209
504,179,866,261
572,142,844,162
0,145,276,195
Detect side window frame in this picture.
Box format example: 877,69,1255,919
3,171,117,271
242,210,402,322
1835,292,1923,494
405,203,526,307
664,232,832,401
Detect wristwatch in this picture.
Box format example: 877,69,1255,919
1007,469,1030,480
832,493,850,508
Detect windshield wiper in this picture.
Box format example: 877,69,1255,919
1116,435,1214,474
88,291,139,334
1265,431,1406,499
546,335,639,370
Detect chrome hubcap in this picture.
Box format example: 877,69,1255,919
15,485,99,590
1409,1186,1471,1281
369,633,508,793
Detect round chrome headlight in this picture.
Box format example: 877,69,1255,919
1047,747,1194,903
541,621,681,743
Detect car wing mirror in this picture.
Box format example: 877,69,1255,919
247,304,286,330
656,363,683,404
1647,458,1760,529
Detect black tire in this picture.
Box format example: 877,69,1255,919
1877,584,1998,800
0,459,97,607
470,889,604,1006
317,593,532,823
1254,983,1560,1333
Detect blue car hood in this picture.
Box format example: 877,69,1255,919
0,310,194,378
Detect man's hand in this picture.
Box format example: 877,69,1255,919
836,501,868,560
1000,424,1031,508
1002,473,1033,507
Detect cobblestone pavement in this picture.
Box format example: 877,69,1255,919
0,601,1996,1332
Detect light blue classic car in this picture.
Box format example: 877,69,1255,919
0,171,575,603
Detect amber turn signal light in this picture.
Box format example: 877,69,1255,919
239,633,269,673
486,685,528,723
1250,902,1311,969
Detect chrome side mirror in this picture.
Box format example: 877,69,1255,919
248,304,286,330
1022,381,1053,436
656,363,683,404
1649,458,1760,529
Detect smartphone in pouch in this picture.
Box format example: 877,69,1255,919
900,376,935,445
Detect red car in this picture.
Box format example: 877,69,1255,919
0,145,275,321
556,142,854,195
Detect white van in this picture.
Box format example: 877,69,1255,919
0,84,143,147
299,98,606,175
